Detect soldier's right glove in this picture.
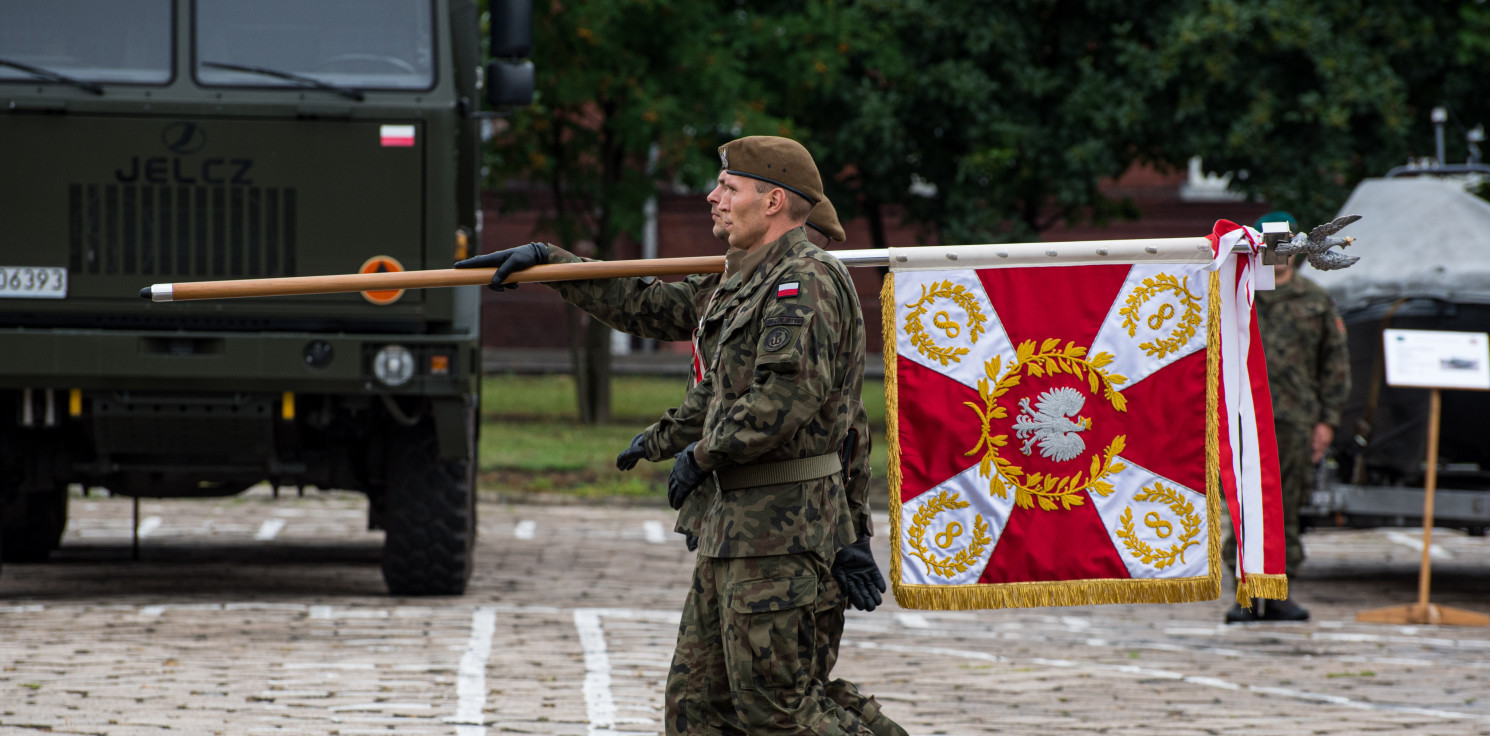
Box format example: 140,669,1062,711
683,533,699,552
667,442,707,511
832,537,886,612
453,242,547,291
616,432,647,471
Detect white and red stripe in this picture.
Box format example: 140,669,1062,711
777,282,799,298
1206,220,1285,589
380,124,416,147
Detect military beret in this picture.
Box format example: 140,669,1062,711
718,135,825,209
806,196,846,243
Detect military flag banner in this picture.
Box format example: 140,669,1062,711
883,220,1288,610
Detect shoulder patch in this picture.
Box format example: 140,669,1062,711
763,326,794,352
776,281,800,298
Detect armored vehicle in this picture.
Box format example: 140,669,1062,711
1306,175,1490,535
0,0,534,594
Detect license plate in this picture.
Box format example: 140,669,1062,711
0,266,68,299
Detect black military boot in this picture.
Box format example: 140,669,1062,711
1259,596,1310,621
1224,600,1260,623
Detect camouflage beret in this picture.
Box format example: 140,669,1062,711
806,196,846,243
718,136,825,209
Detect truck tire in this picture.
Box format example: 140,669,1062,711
1,487,65,563
380,423,474,596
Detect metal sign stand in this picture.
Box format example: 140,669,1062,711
1357,329,1490,626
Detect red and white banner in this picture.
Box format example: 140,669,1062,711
884,221,1286,609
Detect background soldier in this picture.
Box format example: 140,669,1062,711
1227,212,1352,623
457,137,898,735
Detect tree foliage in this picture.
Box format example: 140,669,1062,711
1148,0,1490,224
483,0,1490,419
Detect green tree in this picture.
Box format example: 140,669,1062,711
1149,0,1490,225
485,0,769,423
736,0,1172,247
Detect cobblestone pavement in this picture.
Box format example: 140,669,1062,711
3,488,1489,735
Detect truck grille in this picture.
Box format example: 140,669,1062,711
68,184,298,277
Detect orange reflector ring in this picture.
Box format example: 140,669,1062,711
359,255,407,305
281,391,295,421
69,389,82,417
430,354,451,375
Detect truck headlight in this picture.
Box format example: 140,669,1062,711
373,345,415,387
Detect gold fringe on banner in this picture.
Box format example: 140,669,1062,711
885,267,1230,611
881,274,907,602
1238,574,1290,604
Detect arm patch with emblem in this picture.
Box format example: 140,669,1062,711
763,325,795,352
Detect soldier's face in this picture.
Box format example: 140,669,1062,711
707,172,729,243
709,171,768,249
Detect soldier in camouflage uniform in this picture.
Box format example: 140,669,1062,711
1226,234,1351,623
457,137,899,736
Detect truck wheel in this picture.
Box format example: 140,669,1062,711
380,424,474,595
1,487,65,563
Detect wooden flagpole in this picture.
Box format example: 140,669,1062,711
141,236,1253,303
141,256,728,302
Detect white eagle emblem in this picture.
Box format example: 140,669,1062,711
1013,387,1092,463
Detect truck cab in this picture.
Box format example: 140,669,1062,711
0,0,532,594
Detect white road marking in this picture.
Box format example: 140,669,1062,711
514,520,536,540
255,518,286,541
574,609,626,736
643,520,667,544
1385,530,1451,560
136,515,162,538
448,607,497,735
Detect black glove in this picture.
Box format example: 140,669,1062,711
667,442,707,511
832,537,886,612
453,242,547,291
616,432,647,471
683,533,699,552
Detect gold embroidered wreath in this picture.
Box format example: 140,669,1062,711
963,339,1129,511
903,280,989,366
1114,482,1202,569
1117,273,1204,359
907,490,993,578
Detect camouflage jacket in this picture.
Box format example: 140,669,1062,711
1255,273,1351,431
540,233,872,551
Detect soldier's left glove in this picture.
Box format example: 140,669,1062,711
453,242,547,291
616,432,647,471
667,442,707,511
832,537,886,612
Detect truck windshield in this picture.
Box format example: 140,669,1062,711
195,0,435,92
0,0,172,85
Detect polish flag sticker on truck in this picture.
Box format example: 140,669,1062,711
380,125,416,147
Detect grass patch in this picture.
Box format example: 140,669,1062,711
479,373,889,502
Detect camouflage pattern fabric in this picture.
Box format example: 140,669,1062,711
1254,274,1351,432
666,552,876,736
684,228,862,559
537,230,894,734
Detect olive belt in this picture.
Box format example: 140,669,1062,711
714,452,842,492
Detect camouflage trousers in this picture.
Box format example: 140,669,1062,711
1224,421,1310,576
664,552,888,736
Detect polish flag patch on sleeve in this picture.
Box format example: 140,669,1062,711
777,282,800,298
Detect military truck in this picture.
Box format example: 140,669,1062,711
1305,174,1490,535
0,0,534,594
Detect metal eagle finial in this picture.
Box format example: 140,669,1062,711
1273,214,1363,271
